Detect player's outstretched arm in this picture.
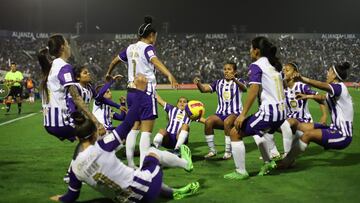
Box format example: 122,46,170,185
151,57,179,89
68,85,106,136
156,93,167,107
193,77,212,93
293,73,332,93
106,56,121,77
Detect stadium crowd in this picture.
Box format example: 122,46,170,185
1,34,359,88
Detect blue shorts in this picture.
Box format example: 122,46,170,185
314,124,352,150
241,114,284,136
129,156,163,203
215,113,239,121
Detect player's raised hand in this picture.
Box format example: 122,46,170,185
193,77,201,84
96,124,106,136
168,75,179,89
119,96,126,104
225,72,236,80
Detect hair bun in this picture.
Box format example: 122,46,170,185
144,16,153,24
72,112,86,125
341,62,350,70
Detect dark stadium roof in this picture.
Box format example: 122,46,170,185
0,0,359,34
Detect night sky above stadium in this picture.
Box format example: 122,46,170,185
0,0,359,34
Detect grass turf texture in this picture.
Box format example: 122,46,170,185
0,89,359,203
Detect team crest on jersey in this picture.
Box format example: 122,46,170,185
290,100,297,108
176,113,185,121
223,90,231,101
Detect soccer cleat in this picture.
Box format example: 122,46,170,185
258,160,277,176
204,150,217,159
224,171,249,180
173,181,200,200
180,145,193,172
222,152,232,160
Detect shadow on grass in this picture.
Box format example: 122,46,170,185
0,161,24,168
278,150,360,174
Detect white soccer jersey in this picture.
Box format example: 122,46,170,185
72,135,134,196
119,41,157,93
92,101,113,129
326,82,353,137
43,58,76,127
248,57,286,121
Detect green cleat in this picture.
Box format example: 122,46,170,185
258,160,277,176
224,171,249,180
180,144,193,172
173,181,200,200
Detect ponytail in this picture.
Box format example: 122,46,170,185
252,37,282,72
37,47,52,103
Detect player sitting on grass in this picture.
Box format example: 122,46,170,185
50,112,199,203
153,94,191,154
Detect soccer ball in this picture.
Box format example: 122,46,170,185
185,100,205,120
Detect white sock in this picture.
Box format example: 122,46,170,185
139,132,151,168
295,130,304,138
148,147,187,169
174,130,188,150
153,133,164,148
253,134,262,145
282,139,308,166
231,141,247,174
225,136,231,153
281,120,293,154
205,134,216,152
126,130,139,168
255,135,271,162
263,133,279,157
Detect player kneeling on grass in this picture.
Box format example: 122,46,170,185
50,112,199,203
153,94,191,154
279,62,354,169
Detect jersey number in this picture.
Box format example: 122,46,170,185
132,59,137,78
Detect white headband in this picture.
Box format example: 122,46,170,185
332,65,344,81
138,23,151,36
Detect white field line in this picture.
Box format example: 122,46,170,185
0,113,37,126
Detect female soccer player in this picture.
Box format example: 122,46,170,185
37,34,105,142
50,112,199,203
264,62,328,158
92,75,127,131
224,37,285,180
193,62,247,159
153,94,191,152
106,16,178,168
280,62,353,168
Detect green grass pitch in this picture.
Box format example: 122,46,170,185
0,89,359,203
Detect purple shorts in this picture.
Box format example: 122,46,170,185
44,125,76,142
127,88,158,120
314,124,352,150
241,114,285,136
162,132,188,149
215,113,239,121
129,156,163,203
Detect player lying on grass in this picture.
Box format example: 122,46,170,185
50,112,199,203
153,94,191,153
193,62,247,159
279,62,353,169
